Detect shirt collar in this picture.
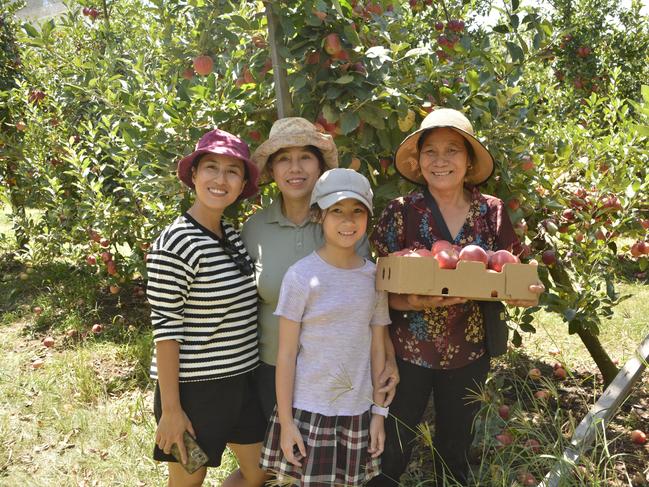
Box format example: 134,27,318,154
265,194,311,228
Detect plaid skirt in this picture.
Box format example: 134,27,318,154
260,407,381,487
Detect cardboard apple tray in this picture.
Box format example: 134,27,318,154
375,256,539,302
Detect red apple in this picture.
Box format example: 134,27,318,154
33,306,43,315
99,237,110,248
66,329,78,339
414,248,433,257
324,33,342,55
495,430,513,446
541,250,557,266
630,430,647,445
106,261,118,276
182,68,194,80
379,158,391,172
251,34,267,48
520,155,534,171
447,19,465,32
524,438,541,452
434,248,459,269
109,285,120,294
458,245,489,266
640,219,649,230
507,198,520,211
390,249,413,256
488,250,520,272
31,358,44,369
100,251,112,263
517,471,537,486
306,51,321,65
434,21,444,31
86,255,97,265
91,323,103,334
192,55,214,76
42,336,55,348
498,404,510,420
139,242,150,251
528,368,542,380
534,389,550,400
431,240,453,256
553,367,567,380
16,121,27,131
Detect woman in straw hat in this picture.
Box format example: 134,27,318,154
241,117,399,422
147,128,268,486
367,108,544,486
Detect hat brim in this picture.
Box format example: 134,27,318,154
395,125,494,186
315,191,374,215
177,148,260,199
252,131,339,183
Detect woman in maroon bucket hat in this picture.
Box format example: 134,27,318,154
146,128,267,486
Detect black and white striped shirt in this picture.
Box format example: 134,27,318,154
147,213,259,382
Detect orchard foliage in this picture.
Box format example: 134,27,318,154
0,0,647,382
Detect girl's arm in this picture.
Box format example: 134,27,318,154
155,340,195,465
275,316,306,467
377,332,398,406
369,325,387,458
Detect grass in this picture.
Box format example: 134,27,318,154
0,255,647,486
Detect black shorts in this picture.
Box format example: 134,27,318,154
153,370,267,467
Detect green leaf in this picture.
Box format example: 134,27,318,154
520,322,536,333
512,330,522,347
22,22,40,38
343,24,361,46
322,105,338,123
493,24,510,34
340,112,360,134
335,75,355,84
359,105,386,129
512,0,520,10
365,46,392,64
402,47,431,58
506,41,524,63
467,70,480,92
641,85,649,102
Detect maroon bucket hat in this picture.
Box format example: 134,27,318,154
177,128,259,199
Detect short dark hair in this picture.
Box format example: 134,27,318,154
267,145,326,175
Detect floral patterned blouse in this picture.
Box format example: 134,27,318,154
370,187,520,370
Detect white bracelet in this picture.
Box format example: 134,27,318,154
371,405,389,417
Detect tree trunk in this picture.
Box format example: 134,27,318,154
575,325,618,387
547,264,618,387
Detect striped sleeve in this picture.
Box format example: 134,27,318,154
146,245,196,343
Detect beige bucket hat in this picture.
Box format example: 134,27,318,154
252,117,339,182
395,108,494,186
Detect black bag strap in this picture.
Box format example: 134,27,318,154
423,187,454,243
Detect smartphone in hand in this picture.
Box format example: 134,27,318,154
170,431,209,474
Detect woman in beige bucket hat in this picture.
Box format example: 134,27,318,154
368,107,544,487
241,117,399,422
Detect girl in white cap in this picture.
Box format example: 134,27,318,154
259,168,391,486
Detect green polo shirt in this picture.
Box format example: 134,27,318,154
241,196,370,365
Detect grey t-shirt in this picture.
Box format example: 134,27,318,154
275,251,390,416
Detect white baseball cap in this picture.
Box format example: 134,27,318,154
310,168,374,215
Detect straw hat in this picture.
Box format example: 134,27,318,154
395,108,494,186
176,128,259,199
252,117,338,182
